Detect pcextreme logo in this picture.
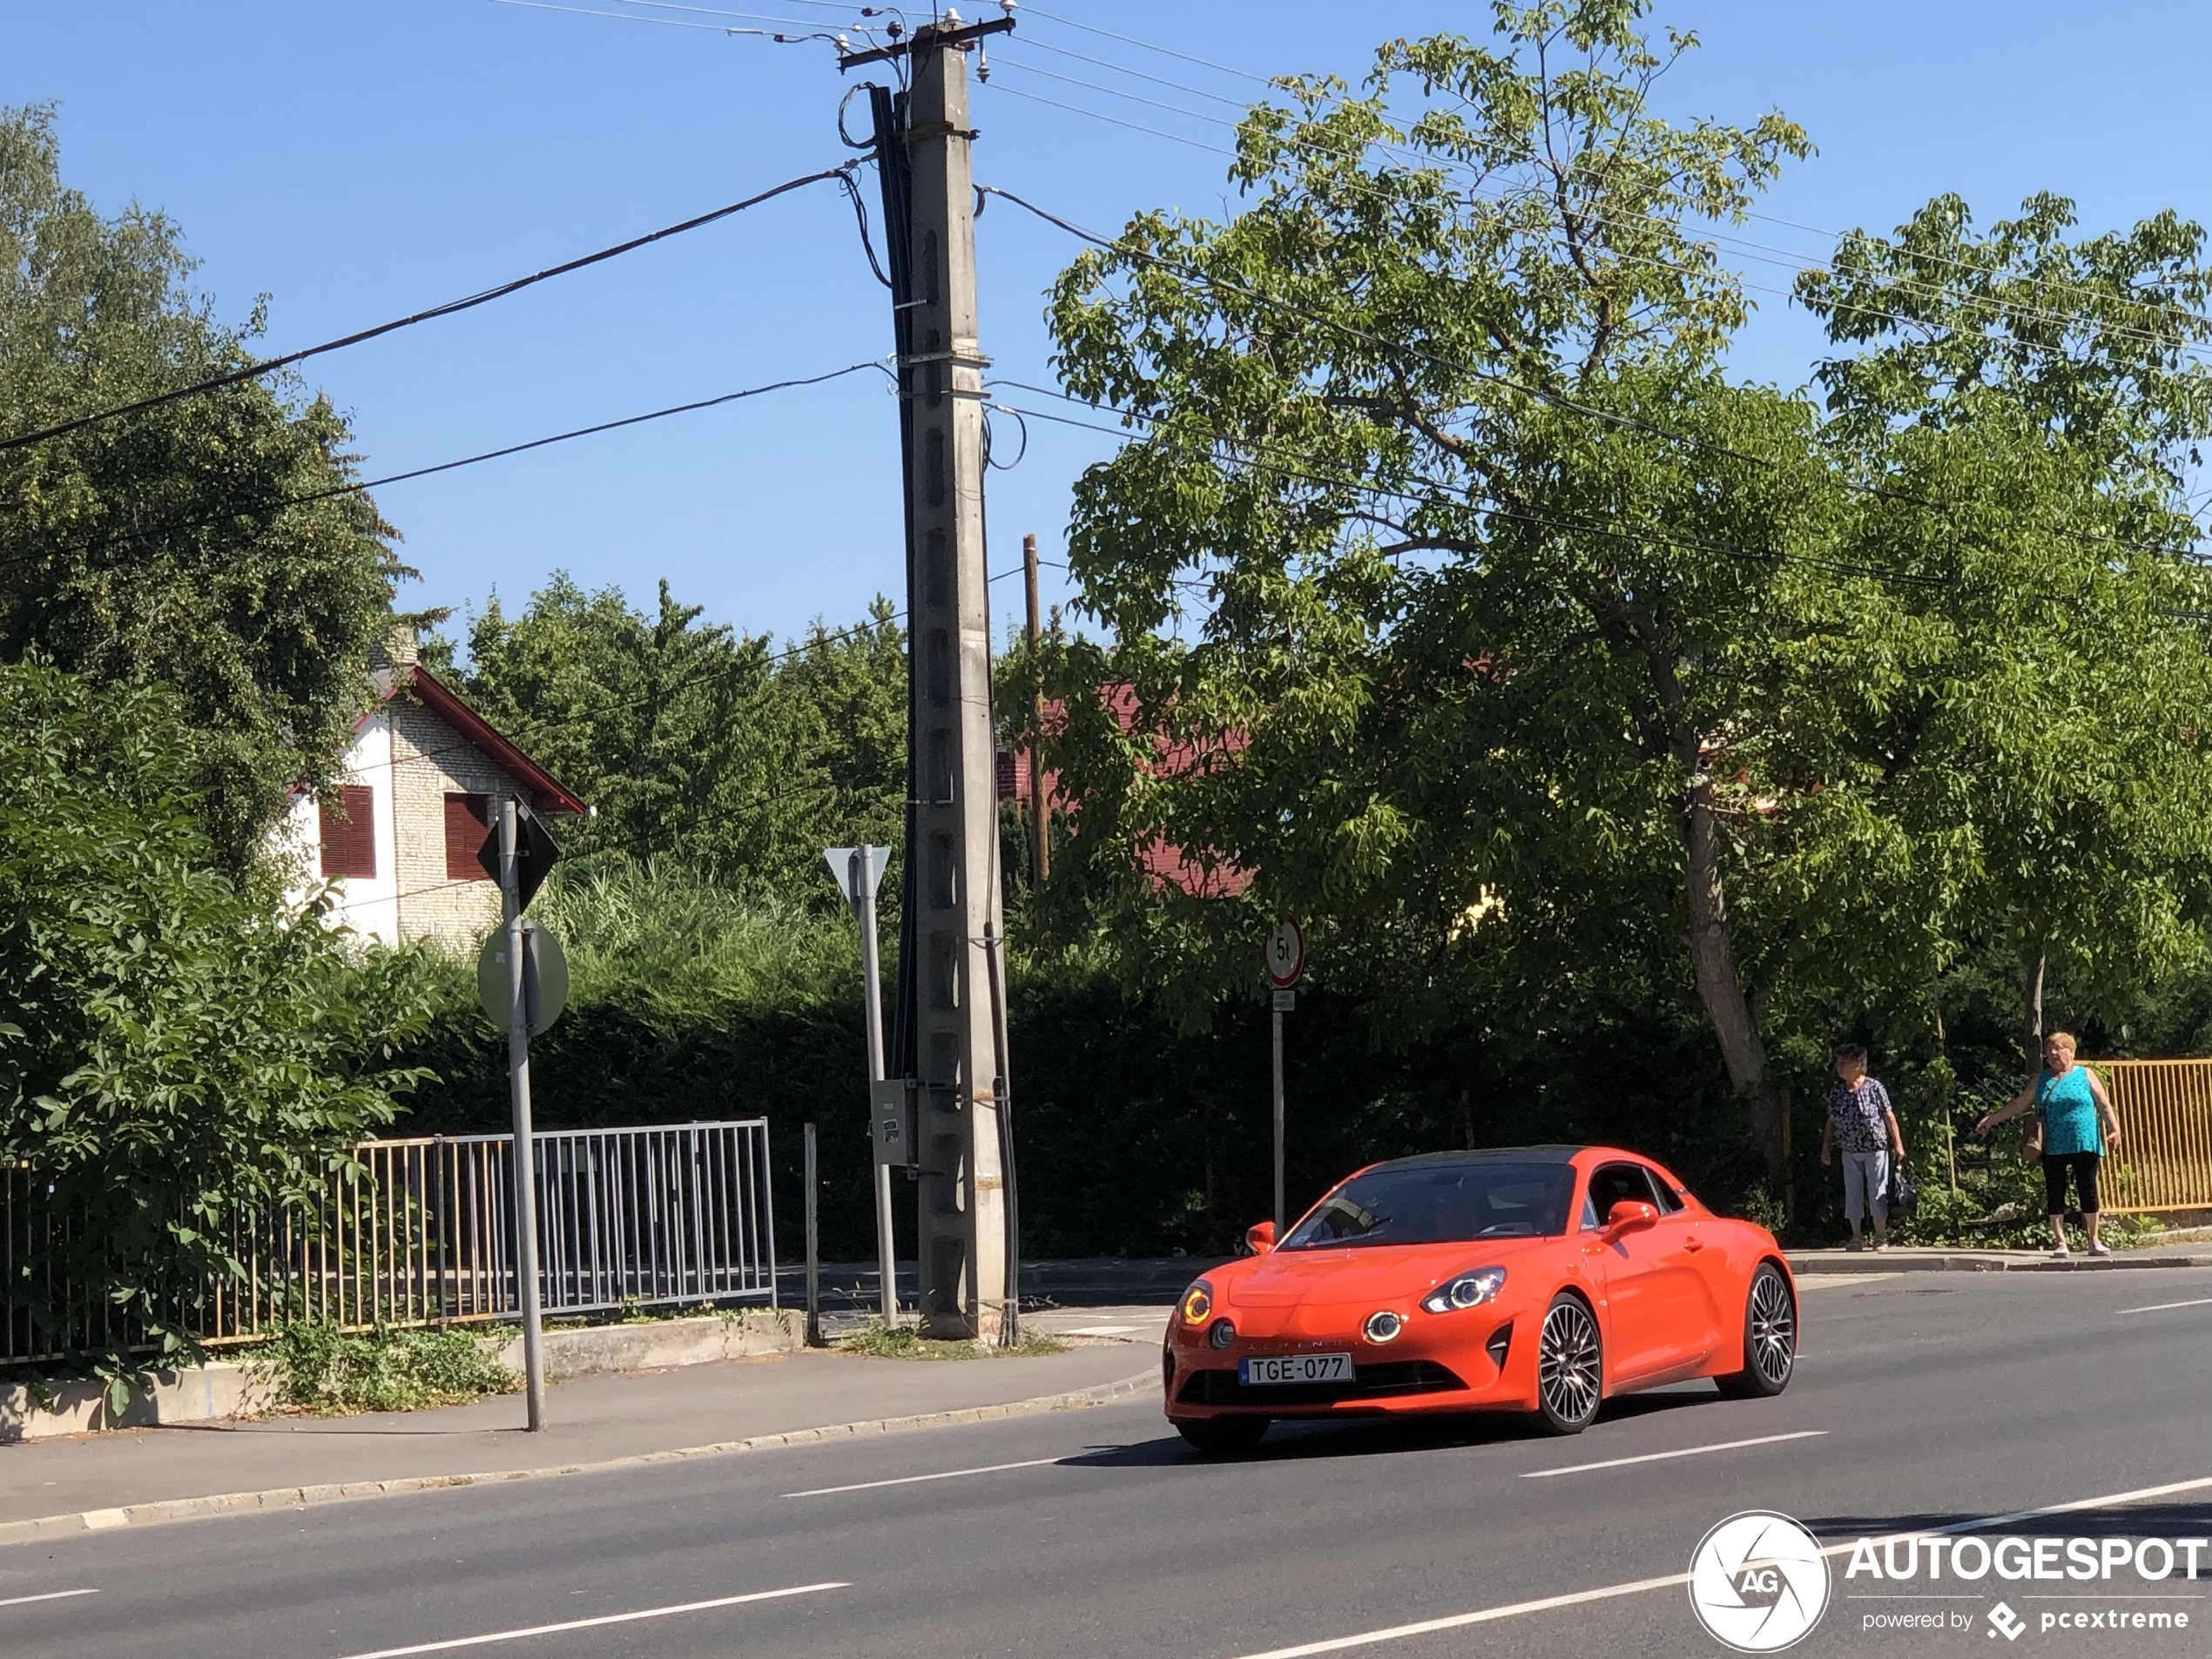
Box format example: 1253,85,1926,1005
1689,1511,1832,1652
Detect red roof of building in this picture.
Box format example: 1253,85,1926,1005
401,666,588,816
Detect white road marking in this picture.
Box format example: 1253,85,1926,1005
1521,1429,1828,1478
1230,1473,2212,1658
329,1582,848,1658
2118,1296,2212,1315
784,1457,1063,1498
0,1589,98,1608
1062,1324,1143,1336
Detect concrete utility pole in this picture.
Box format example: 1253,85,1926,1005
1023,532,1048,887
498,798,547,1431
854,14,1016,1341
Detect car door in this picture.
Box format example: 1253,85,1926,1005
1584,1163,1719,1383
1638,1163,1727,1371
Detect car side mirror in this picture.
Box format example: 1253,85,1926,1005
1603,1200,1658,1240
1244,1219,1277,1255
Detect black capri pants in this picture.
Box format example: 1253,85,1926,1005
2042,1150,2101,1217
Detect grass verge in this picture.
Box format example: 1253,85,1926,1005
249,1322,520,1415
838,1320,1067,1360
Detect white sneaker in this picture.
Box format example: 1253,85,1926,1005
2090,1240,2111,1257
2051,1243,2071,1259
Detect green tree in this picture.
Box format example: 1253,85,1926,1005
1798,192,2212,1072
1036,3,1826,1173
0,663,434,1374
452,575,906,896
0,104,410,868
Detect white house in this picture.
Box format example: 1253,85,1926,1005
277,636,586,948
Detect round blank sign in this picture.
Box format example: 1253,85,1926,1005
477,921,570,1036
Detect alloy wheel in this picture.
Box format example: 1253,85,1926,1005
1749,1269,1795,1387
1539,1298,1601,1425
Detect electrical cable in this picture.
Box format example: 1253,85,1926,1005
4,362,893,577
982,51,2212,368
978,183,2205,563
0,165,864,455
1012,6,2212,349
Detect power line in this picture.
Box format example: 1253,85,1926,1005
978,183,2204,563
986,382,1951,594
0,165,863,455
4,362,893,577
983,49,2212,369
1011,7,2212,354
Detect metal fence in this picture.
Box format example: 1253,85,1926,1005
3,1121,777,1366
2091,1061,2212,1214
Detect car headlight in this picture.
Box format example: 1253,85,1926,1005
1208,1318,1237,1350
1179,1279,1215,1325
1420,1265,1506,1315
1363,1309,1404,1344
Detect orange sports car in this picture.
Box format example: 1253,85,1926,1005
1163,1145,1796,1453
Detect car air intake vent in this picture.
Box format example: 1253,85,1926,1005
1485,1321,1512,1368
1177,1359,1467,1408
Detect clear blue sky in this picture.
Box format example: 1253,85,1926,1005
5,2,2206,651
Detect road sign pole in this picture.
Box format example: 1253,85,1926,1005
499,797,546,1431
854,847,898,1325
804,1122,823,1347
1272,1005,1285,1234
1264,918,1305,1238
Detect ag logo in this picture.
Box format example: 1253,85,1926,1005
1689,1511,1831,1652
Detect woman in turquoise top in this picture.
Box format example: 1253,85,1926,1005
1977,1032,2122,1258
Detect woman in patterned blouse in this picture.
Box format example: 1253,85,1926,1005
1821,1043,1906,1251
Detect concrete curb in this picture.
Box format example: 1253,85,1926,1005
0,1368,1157,1549
1790,1251,2212,1275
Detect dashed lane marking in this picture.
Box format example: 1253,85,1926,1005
1521,1429,1828,1479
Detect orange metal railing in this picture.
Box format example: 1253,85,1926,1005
2087,1060,2212,1214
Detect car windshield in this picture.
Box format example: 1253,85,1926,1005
1278,1163,1577,1250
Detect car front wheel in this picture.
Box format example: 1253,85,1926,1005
1716,1262,1796,1399
1534,1293,1602,1434
1174,1415,1271,1456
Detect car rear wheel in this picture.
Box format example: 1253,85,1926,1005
1534,1293,1602,1434
1716,1262,1796,1399
1174,1416,1271,1456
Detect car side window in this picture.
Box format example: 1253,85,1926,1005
1580,1194,1601,1231
1643,1167,1684,1214
1587,1163,1660,1221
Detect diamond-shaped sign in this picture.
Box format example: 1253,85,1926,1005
478,802,562,912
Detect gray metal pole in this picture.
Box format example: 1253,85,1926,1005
1271,1007,1286,1235
499,798,546,1431
803,1122,823,1346
854,848,898,1325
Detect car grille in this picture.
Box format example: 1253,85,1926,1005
1177,1359,1467,1408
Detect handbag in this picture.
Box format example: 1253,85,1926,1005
1886,1162,1919,1220
2022,1114,2044,1159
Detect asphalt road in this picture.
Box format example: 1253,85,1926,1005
8,1268,2212,1659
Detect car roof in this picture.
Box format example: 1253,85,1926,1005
1366,1146,1588,1170
1364,1146,1675,1174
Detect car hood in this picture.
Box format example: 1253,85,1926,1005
1221,1235,1559,1309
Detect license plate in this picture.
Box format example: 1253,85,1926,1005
1239,1352,1353,1386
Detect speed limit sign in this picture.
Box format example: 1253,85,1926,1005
1264,917,1305,988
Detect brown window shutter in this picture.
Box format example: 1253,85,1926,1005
319,785,376,879
445,792,492,880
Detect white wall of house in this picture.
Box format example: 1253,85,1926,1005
280,711,401,947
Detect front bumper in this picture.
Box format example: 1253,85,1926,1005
1163,1305,1533,1420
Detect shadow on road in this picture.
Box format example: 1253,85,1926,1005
1060,1384,1730,1469
1803,1501,2212,1541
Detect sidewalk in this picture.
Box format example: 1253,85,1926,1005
1788,1242,2212,1274
0,1337,1154,1538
